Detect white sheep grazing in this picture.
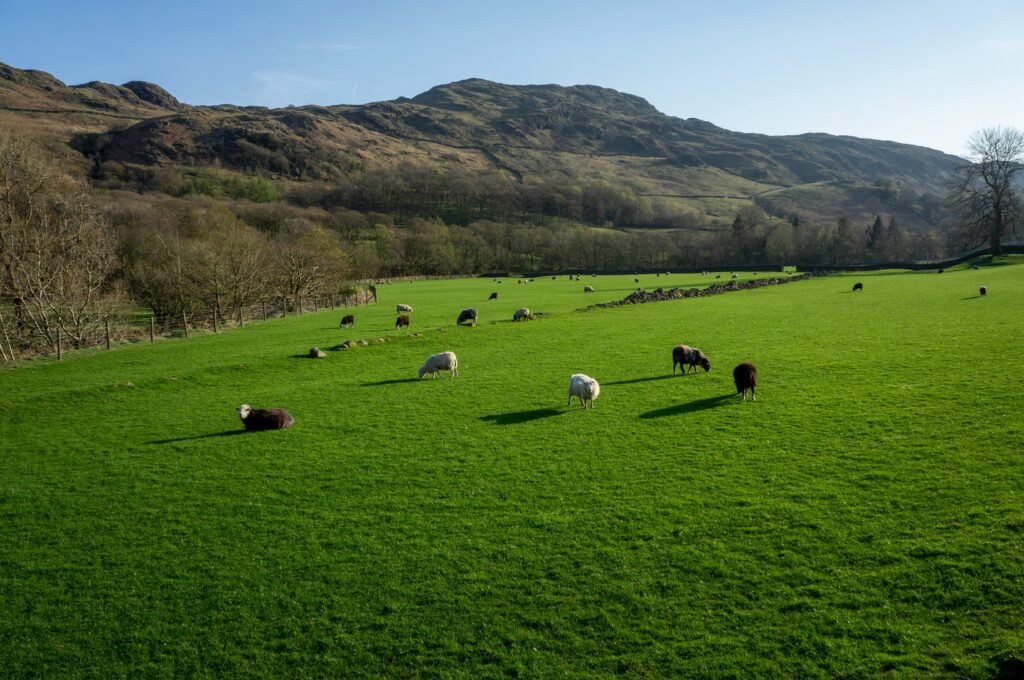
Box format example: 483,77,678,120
513,307,531,321
396,303,413,314
567,373,600,409
419,351,459,379
584,285,594,292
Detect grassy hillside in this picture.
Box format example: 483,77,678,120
1,62,958,232
2,261,1022,676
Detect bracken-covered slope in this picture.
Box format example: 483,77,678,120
0,62,962,229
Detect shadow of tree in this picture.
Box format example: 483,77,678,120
639,394,734,419
148,430,249,444
480,408,564,425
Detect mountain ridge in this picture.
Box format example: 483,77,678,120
0,62,959,230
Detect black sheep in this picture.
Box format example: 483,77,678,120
456,308,479,326
395,314,410,330
980,286,987,297
488,292,498,300
238,404,294,431
672,344,712,374
853,282,863,291
733,363,758,401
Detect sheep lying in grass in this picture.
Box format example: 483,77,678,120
568,373,600,409
733,363,758,401
419,351,459,379
853,282,863,292
396,303,413,314
980,286,987,297
456,308,478,326
238,404,294,431
513,307,531,321
672,344,711,374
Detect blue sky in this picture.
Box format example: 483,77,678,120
1,0,1021,155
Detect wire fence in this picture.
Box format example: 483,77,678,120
0,287,378,363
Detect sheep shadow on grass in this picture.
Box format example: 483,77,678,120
605,374,682,386
362,377,420,386
639,394,733,419
480,408,564,425
148,430,249,444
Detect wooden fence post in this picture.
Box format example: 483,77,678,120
237,306,243,327
105,319,111,350
213,309,219,333
298,297,303,314
183,312,190,339
57,327,63,361
262,302,268,321
313,297,319,313
150,316,155,343
282,298,287,317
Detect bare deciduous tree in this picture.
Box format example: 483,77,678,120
0,133,122,353
948,127,1024,255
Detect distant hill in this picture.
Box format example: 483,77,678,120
0,62,961,230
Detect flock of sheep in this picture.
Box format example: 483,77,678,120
237,277,763,430
238,266,994,430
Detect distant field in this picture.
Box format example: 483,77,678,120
2,261,1023,677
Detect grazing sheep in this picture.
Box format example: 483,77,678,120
731,273,738,279
715,275,721,279
339,314,355,328
584,285,594,292
395,314,410,330
567,373,600,409
672,344,711,374
513,307,531,321
980,286,987,297
733,362,758,401
938,269,945,274
396,303,413,314
419,351,459,379
456,308,479,326
853,282,863,292
635,278,640,283
488,292,498,300
237,404,294,431
552,276,557,280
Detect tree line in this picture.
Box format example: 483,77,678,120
4,126,1020,358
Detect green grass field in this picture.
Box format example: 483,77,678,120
2,262,1023,677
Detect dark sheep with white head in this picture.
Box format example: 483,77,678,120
733,363,758,401
457,308,479,326
853,282,863,292
980,286,987,297
238,404,294,431
339,314,354,328
395,314,410,330
488,292,498,300
672,344,711,374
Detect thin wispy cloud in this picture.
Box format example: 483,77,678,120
297,41,374,52
252,70,332,106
